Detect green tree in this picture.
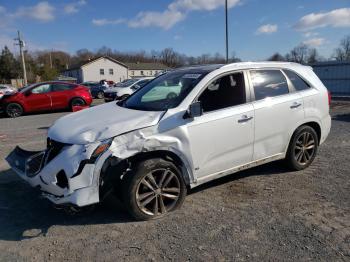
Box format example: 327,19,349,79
0,46,20,82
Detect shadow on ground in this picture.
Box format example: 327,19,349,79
0,162,290,241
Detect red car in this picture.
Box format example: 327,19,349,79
0,82,92,118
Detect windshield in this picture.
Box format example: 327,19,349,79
124,71,207,111
19,83,37,93
116,79,139,88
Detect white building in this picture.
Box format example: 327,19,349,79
63,56,128,83
63,56,169,83
125,62,169,78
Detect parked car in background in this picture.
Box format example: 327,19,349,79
104,77,153,102
81,82,108,99
6,62,331,220
0,82,92,117
0,84,16,99
80,81,100,89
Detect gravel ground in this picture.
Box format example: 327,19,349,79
0,100,349,261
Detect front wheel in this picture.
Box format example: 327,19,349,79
6,103,23,118
285,126,318,170
122,158,187,220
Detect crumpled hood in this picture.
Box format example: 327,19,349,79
48,102,164,144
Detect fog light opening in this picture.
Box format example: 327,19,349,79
56,170,68,189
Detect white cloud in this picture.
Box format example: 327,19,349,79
92,18,125,26
95,0,241,29
128,10,186,30
256,24,278,34
14,1,55,22
64,0,87,14
169,0,240,11
303,37,326,47
295,8,350,31
303,32,319,38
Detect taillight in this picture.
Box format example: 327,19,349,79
328,91,331,106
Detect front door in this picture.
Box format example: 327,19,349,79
186,72,254,179
26,84,52,112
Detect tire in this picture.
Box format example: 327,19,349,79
6,103,23,118
122,158,187,221
97,91,104,99
285,125,319,171
70,98,86,111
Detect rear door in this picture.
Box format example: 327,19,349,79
248,69,304,160
49,83,74,109
26,84,52,112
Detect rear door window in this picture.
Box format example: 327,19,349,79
51,84,74,92
250,70,289,100
283,70,310,91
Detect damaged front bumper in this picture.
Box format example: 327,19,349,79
6,141,104,207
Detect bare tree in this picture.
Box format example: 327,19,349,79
285,44,309,64
268,53,285,61
307,48,319,64
334,35,350,61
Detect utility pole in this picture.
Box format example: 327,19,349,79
49,49,53,69
225,0,229,64
15,31,27,85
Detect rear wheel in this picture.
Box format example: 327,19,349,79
285,125,318,170
6,103,23,118
70,98,86,111
122,158,187,220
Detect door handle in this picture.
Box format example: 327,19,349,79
238,115,253,123
290,102,302,109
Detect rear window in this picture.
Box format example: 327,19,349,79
250,70,289,100
283,70,310,91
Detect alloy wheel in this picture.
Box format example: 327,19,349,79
294,131,316,165
136,168,181,216
7,104,22,117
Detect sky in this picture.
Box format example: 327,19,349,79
0,0,349,61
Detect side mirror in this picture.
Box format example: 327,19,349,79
184,101,202,119
24,91,31,96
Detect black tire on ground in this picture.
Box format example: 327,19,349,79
6,103,23,118
97,91,104,99
285,125,319,171
70,98,86,111
122,158,187,221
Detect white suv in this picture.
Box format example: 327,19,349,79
7,62,331,220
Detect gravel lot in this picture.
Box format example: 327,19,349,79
0,100,349,261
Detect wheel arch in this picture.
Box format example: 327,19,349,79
69,96,87,106
99,149,193,197
289,121,322,148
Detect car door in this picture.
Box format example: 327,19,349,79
25,84,52,112
248,69,304,160
49,83,73,109
186,71,254,179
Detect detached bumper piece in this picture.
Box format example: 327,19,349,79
6,146,45,177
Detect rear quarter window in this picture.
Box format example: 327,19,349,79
283,70,310,91
250,70,289,100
